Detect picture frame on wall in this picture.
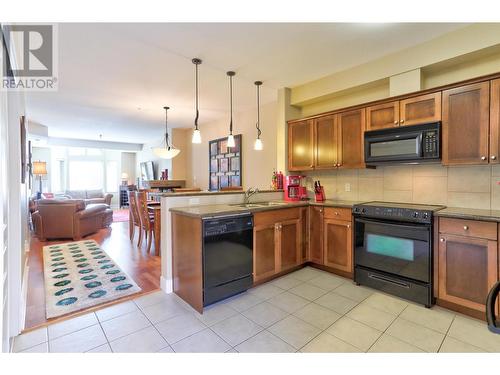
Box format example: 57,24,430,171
208,134,242,191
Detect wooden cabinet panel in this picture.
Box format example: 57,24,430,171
324,207,352,222
299,207,309,263
439,218,497,241
442,82,490,165
254,224,278,282
254,208,300,227
279,219,300,271
490,79,500,164
309,206,324,264
438,233,498,312
400,92,441,126
314,115,337,169
323,219,352,273
337,109,365,169
288,120,314,171
366,101,399,131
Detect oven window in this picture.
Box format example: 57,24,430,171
366,233,414,261
370,138,417,157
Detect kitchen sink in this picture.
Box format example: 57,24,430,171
231,201,288,208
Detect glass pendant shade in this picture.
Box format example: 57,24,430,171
227,134,235,148
153,146,180,159
192,129,202,144
254,138,263,150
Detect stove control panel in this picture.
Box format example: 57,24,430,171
352,205,433,224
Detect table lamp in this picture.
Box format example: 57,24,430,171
32,161,47,199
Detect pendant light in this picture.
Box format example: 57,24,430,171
226,71,236,148
153,106,181,159
191,58,202,144
254,81,263,151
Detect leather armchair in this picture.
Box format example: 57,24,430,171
32,199,113,241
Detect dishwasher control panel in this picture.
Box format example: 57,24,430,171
203,214,253,236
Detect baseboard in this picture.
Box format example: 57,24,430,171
20,258,29,331
160,276,173,294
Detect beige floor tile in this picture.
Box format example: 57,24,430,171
248,283,284,300
133,290,173,309
333,283,373,303
13,327,47,352
157,346,174,353
315,292,359,315
307,273,346,291
293,303,341,330
241,302,289,328
289,283,328,301
368,334,424,353
362,293,408,315
270,274,304,290
223,292,263,312
268,315,321,349
101,310,151,341
301,332,361,353
289,267,323,281
141,299,188,324
235,330,295,353
385,318,445,352
267,291,310,313
155,313,206,344
96,301,139,322
211,314,263,346
447,315,500,352
399,304,454,334
439,336,485,353
347,303,397,331
48,312,99,340
18,342,49,353
110,326,168,353
171,328,231,353
327,316,382,352
86,343,112,353
49,324,107,353
193,303,238,327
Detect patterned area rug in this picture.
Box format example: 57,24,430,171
43,240,141,319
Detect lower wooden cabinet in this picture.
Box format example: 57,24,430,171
323,218,352,273
253,223,278,281
437,218,499,313
299,207,309,263
309,206,324,264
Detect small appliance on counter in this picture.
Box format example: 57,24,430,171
284,175,307,201
314,181,325,202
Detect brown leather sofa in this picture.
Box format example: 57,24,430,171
63,190,113,206
32,199,113,241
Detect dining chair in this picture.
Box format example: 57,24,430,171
135,190,155,253
128,191,142,246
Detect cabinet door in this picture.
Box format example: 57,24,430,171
314,115,337,169
400,92,441,126
442,82,490,165
438,233,498,312
490,79,500,164
309,206,324,264
299,207,309,263
279,219,301,272
288,120,314,171
337,109,365,169
366,101,399,131
323,219,352,273
253,224,278,282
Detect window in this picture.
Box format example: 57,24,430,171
68,161,104,190
106,160,118,192
51,159,66,193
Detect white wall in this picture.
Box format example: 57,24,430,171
121,152,136,185
31,146,51,193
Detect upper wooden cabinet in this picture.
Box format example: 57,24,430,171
314,115,337,169
337,109,365,169
400,92,441,126
366,101,399,130
490,79,500,164
442,82,490,165
288,120,314,171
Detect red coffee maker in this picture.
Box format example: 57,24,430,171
284,175,307,201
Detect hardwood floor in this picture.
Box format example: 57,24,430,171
25,220,161,331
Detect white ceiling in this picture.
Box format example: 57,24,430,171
26,23,467,144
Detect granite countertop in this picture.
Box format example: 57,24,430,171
434,207,500,222
150,189,283,197
169,199,361,218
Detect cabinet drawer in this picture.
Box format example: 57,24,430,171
324,207,352,221
439,218,497,240
254,208,301,227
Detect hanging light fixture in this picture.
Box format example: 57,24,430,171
191,58,202,144
226,71,236,148
153,106,181,159
254,80,263,151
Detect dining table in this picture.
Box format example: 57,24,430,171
147,201,161,256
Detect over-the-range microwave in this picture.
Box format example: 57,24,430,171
364,122,441,166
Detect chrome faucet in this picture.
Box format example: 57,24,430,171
244,187,260,204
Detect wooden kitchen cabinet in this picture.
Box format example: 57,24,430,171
438,218,498,313
253,223,279,281
323,218,353,273
279,219,301,272
314,115,338,169
366,101,399,130
299,207,309,263
442,82,490,165
308,206,324,264
288,120,314,171
399,92,441,126
337,109,365,169
490,79,500,164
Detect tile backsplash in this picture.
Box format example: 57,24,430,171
304,164,500,210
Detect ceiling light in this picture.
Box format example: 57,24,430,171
192,58,202,144
254,80,263,151
227,71,236,148
153,106,180,159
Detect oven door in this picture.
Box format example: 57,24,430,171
354,217,430,283
365,131,422,164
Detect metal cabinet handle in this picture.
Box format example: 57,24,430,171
394,121,398,125
334,212,339,215
463,225,469,231
481,156,487,161
347,224,351,228
440,238,445,242
492,156,497,160
319,209,323,213
400,119,405,124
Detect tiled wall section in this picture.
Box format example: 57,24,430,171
304,164,500,210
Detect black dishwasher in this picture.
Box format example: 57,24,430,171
202,213,253,306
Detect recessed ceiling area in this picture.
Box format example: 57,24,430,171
26,23,468,144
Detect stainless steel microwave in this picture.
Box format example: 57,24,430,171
364,122,441,165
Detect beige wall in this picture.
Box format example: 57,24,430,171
304,164,500,210
186,101,278,190
120,152,136,185
171,128,192,185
